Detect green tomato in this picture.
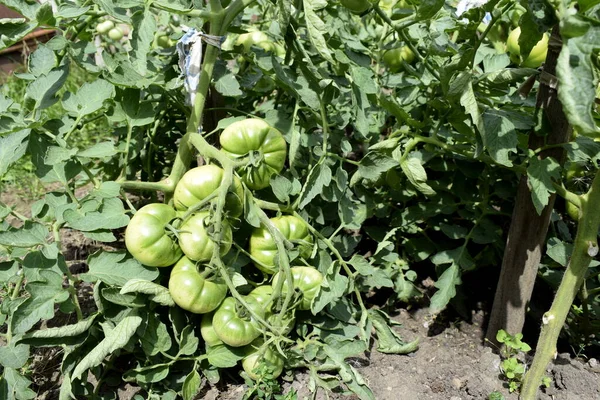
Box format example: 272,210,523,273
383,46,416,72
249,215,313,274
178,211,233,262
219,119,287,190
212,296,265,347
155,33,174,48
125,203,182,267
96,20,115,34
248,285,295,334
107,27,124,41
242,340,285,380
340,0,371,14
272,266,323,311
236,32,285,57
168,256,227,314
506,27,549,68
173,165,244,217
201,312,223,346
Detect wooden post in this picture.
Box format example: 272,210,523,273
485,26,572,345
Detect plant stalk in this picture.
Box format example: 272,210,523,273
520,170,600,400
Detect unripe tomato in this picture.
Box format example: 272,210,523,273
201,312,223,346
242,340,285,380
125,203,182,267
107,27,124,41
236,32,285,57
212,296,265,347
340,0,371,14
247,285,295,334
178,211,233,262
249,215,313,274
168,256,227,314
383,46,416,72
506,27,549,68
96,20,115,34
272,266,323,311
173,165,244,217
219,119,287,190
155,33,174,48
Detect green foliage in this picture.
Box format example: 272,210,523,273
0,0,599,399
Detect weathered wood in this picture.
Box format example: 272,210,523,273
485,26,572,345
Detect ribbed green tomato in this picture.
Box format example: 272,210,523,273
272,266,323,311
383,46,416,72
242,340,285,380
125,203,182,267
178,211,232,262
236,32,285,57
340,0,371,14
219,119,287,190
249,215,313,274
212,296,265,347
248,285,295,334
168,256,227,314
506,27,549,68
201,312,223,346
173,165,244,217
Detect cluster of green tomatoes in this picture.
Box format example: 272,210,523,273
124,118,324,379
95,19,124,41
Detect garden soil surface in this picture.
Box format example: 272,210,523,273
3,190,600,400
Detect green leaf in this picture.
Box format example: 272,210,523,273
182,369,202,400
0,19,36,50
1,0,40,19
0,342,29,368
338,193,367,229
77,142,118,159
124,363,170,384
416,0,444,20
0,221,48,248
481,109,519,167
556,25,600,137
298,163,332,209
19,314,99,346
312,261,348,314
120,279,174,306
302,0,334,64
72,313,143,379
368,309,419,354
84,251,159,286
527,156,561,215
352,152,397,185
11,270,69,334
214,73,242,97
2,367,36,400
0,261,19,282
400,157,436,196
206,344,246,368
95,0,138,22
28,45,57,78
64,198,129,231
139,313,172,357
25,65,69,110
62,80,114,118
178,325,199,356
131,7,156,77
0,129,29,176
429,263,461,313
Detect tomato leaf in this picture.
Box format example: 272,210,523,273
1,367,37,400
19,314,99,347
121,279,175,306
0,129,29,177
206,344,246,368
83,251,159,287
62,80,114,118
298,163,332,209
368,309,419,354
302,0,334,64
182,369,202,400
429,262,461,314
400,157,436,196
0,342,29,369
72,312,143,380
527,156,561,215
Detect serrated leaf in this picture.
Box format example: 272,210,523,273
85,251,159,286
338,193,367,229
302,0,334,64
72,313,143,379
62,80,114,118
0,19,37,50
312,261,348,313
430,263,461,313
352,152,397,185
26,65,69,110
124,364,170,384
140,313,172,357
120,279,174,306
481,109,518,167
0,222,48,248
0,129,29,176
527,156,561,215
368,309,419,354
131,8,156,76
29,45,56,78
400,157,436,196
19,314,99,345
214,73,242,97
77,140,118,158
298,163,332,209
178,325,199,356
416,0,444,20
2,367,36,400
0,342,29,368
206,344,246,368
64,198,129,231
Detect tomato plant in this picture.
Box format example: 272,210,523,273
249,215,313,274
201,312,224,347
168,256,227,314
125,203,182,267
219,118,287,190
